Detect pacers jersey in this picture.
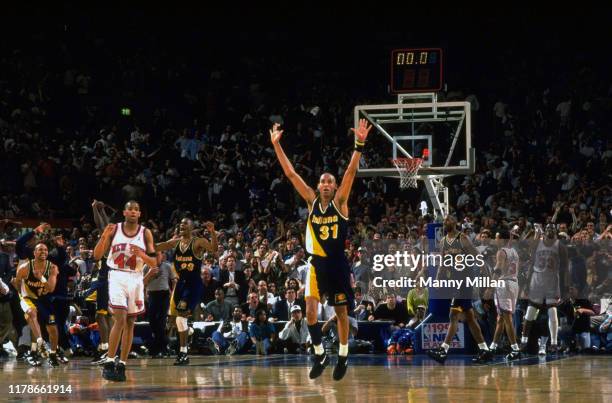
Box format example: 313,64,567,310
441,233,468,281
22,260,51,299
174,238,203,282
106,223,146,272
305,198,348,257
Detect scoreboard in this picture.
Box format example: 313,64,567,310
390,48,443,93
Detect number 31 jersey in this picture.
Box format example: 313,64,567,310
305,198,348,258
106,223,146,272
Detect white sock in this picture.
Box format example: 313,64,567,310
180,346,187,353
441,342,450,352
105,356,115,363
37,337,44,346
339,343,348,357
50,350,56,354
118,360,126,365
31,342,37,351
313,344,324,355
489,342,497,350
511,343,519,351
478,342,489,351
539,336,548,347
101,343,108,350
521,336,528,344
548,308,558,345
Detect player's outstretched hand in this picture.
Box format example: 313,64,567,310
35,222,51,234
204,221,215,233
270,123,283,144
351,118,373,143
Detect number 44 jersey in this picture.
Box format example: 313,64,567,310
106,223,147,272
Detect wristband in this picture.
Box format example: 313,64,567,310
355,139,365,152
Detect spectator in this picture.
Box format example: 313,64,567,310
219,255,246,307
201,267,220,305
249,309,276,355
205,288,234,322
271,287,304,322
353,287,375,321
278,305,310,353
322,313,359,353
241,292,268,321
210,307,250,355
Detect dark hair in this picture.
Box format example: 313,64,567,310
354,286,363,294
254,309,267,325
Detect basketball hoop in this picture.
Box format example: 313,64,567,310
391,157,423,188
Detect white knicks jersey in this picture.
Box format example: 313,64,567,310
106,223,146,272
500,247,519,281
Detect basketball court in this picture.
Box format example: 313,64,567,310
2,354,611,401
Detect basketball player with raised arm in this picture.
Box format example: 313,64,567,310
12,243,60,367
489,228,521,360
156,218,218,365
271,119,371,381
94,201,158,382
427,215,493,364
90,200,114,365
520,223,568,355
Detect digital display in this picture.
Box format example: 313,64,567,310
390,48,443,93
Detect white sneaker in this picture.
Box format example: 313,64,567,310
538,345,546,356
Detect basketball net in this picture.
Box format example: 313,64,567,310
391,157,423,189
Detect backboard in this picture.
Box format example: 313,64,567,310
355,93,475,217
355,93,474,180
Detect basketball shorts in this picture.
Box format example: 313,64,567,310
108,270,145,316
494,279,519,314
96,280,110,315
170,279,203,316
305,255,354,307
450,298,473,313
20,296,56,325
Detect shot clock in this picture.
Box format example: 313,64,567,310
390,48,443,93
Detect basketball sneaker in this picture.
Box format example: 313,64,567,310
114,362,126,382
386,344,397,355
26,351,42,367
174,352,189,366
427,347,447,364
506,350,520,361
333,355,348,381
472,349,494,364
538,344,547,356
309,352,329,379
48,353,60,367
57,349,70,364
92,350,108,365
102,360,116,381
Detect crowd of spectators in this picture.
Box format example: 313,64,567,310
0,23,610,358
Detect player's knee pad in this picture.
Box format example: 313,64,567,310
525,306,539,321
176,316,189,332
